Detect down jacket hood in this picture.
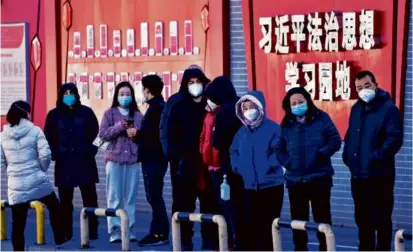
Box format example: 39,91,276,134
235,90,266,128
3,119,34,140
204,76,238,105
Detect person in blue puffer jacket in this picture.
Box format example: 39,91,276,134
230,90,284,251
275,87,341,251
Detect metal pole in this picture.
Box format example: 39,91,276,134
272,218,283,251
318,223,336,252
80,208,89,248
1,200,7,240
213,215,228,251
172,212,182,251
395,229,406,251
80,208,130,251
272,218,336,252
30,201,45,245
117,209,130,251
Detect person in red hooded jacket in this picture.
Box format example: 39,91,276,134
199,95,236,249
200,99,221,171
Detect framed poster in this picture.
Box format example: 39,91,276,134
0,22,30,115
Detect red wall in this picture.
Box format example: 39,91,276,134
241,0,409,138
1,0,48,129
59,0,228,121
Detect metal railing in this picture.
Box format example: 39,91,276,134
172,212,228,251
395,229,412,251
0,200,45,245
80,207,129,251
272,218,336,251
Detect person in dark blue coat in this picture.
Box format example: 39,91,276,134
275,87,341,251
137,75,169,246
343,71,403,251
44,83,99,240
166,68,218,250
160,65,210,215
204,76,243,250
231,90,285,251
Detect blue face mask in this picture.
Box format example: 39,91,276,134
118,96,132,107
63,94,76,107
291,103,308,116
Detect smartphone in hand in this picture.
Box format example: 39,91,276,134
126,119,134,128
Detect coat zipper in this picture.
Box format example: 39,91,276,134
252,141,259,191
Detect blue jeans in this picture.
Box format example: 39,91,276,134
209,170,236,248
142,161,169,236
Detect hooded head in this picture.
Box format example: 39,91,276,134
187,64,203,71
180,68,210,98
57,83,81,109
204,76,238,105
235,91,266,128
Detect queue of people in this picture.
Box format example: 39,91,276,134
0,68,403,251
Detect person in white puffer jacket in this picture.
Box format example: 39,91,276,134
0,101,67,251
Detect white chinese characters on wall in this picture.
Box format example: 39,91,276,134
284,61,351,101
259,10,375,54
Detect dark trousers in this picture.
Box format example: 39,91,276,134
58,184,99,239
288,178,332,251
169,158,179,215
11,192,65,251
351,175,395,251
142,160,169,236
243,185,284,251
177,160,219,250
227,173,245,250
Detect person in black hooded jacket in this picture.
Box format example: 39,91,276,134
159,64,207,215
166,68,218,250
204,76,244,250
44,83,99,240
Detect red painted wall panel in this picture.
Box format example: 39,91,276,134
59,0,228,121
1,0,47,129
241,0,408,138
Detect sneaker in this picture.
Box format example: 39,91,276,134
109,229,122,243
138,234,169,247
130,233,137,242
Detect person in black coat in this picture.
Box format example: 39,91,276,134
276,87,341,251
160,64,209,215
204,76,244,250
343,71,403,251
44,83,99,240
136,75,169,246
166,68,218,250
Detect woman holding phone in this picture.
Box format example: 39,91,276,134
99,81,143,243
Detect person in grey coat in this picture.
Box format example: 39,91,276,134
0,101,67,251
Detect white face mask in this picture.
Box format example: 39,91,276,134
188,83,203,97
243,109,259,121
358,88,376,103
207,99,217,111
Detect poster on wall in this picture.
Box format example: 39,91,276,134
0,23,30,115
